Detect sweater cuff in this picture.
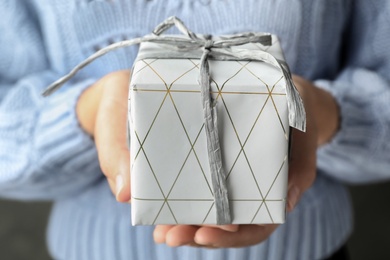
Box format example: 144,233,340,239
0,76,102,199
37,79,94,148
35,79,100,177
314,69,390,183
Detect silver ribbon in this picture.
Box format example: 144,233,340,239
199,40,231,224
43,16,306,225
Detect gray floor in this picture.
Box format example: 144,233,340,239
0,200,51,260
0,183,390,260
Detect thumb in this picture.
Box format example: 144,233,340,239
287,77,318,212
287,124,317,212
94,70,131,202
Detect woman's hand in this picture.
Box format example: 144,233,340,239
286,75,340,211
76,70,131,202
153,224,279,248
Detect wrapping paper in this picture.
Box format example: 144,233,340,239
130,35,290,225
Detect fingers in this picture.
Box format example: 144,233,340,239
194,224,278,248
287,76,318,212
153,225,175,244
287,128,317,211
154,224,278,248
94,70,131,202
154,225,198,247
154,225,240,246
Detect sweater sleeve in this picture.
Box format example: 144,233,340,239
316,0,390,184
0,1,102,200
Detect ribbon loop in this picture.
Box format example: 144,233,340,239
153,16,199,40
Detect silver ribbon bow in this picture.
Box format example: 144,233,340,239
43,16,306,225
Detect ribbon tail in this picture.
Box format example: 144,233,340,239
42,37,146,96
42,16,201,97
199,51,231,225
278,61,306,132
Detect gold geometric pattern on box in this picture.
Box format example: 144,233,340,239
130,57,289,225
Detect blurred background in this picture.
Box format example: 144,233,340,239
1,183,390,260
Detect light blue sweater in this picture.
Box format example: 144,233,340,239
1,1,390,259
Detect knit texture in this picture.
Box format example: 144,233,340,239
0,0,389,259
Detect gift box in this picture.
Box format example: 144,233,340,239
42,16,304,226
129,22,304,225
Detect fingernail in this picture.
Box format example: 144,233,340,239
194,234,208,246
219,225,239,232
116,175,124,200
153,229,164,244
287,186,300,212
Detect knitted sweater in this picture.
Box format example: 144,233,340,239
1,1,389,259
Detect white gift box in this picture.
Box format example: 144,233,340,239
130,35,291,225
41,17,303,226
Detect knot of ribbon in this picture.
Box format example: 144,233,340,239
43,16,306,225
